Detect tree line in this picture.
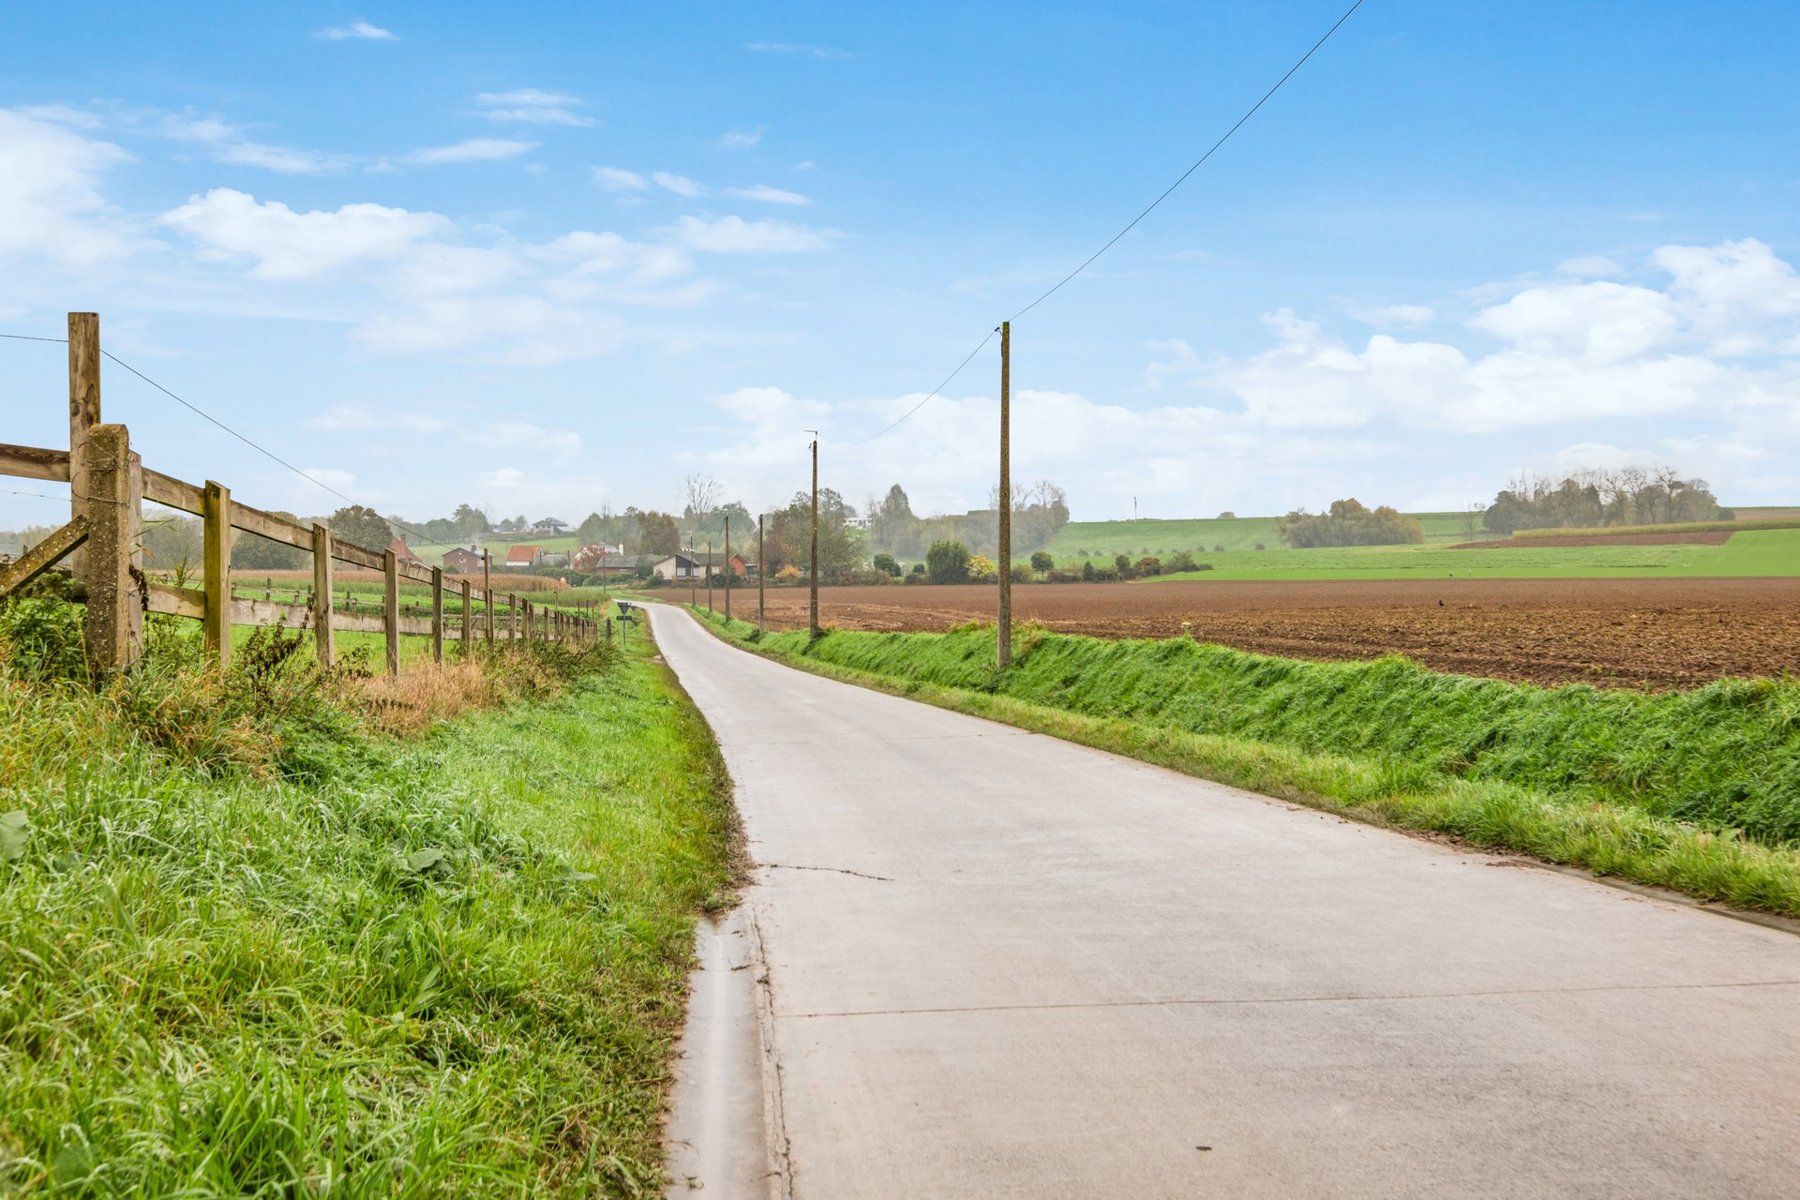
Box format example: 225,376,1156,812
1482,467,1726,534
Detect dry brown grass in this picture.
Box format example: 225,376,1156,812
356,660,500,735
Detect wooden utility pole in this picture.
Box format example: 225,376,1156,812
809,431,820,638
67,313,100,577
997,320,1012,668
707,540,714,613
757,514,766,631
724,514,731,621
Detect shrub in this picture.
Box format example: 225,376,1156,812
1081,561,1097,582
872,552,901,576
1010,563,1033,584
1213,543,1226,552
1166,550,1197,573
968,555,998,583
925,540,972,584
1135,556,1162,577
775,564,804,584
910,561,926,575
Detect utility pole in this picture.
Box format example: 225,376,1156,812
808,430,820,639
723,514,732,621
997,321,1012,668
757,513,766,631
707,540,714,613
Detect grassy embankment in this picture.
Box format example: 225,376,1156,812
0,600,735,1196
691,608,1800,918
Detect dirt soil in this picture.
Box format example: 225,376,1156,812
735,578,1800,689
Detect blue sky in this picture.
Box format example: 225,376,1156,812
3,0,1799,531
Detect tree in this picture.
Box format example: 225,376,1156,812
872,552,900,576
683,475,721,525
632,510,682,556
328,505,392,552
232,510,308,569
451,503,491,538
1276,499,1425,548
968,554,997,582
870,483,922,557
925,539,971,584
1029,550,1054,574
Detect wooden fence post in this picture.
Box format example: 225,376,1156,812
483,550,494,644
67,312,100,577
508,594,518,642
460,579,473,649
431,567,444,664
79,423,140,678
311,524,334,667
202,481,232,667
382,548,399,677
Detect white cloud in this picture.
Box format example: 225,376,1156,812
159,113,351,175
746,42,851,59
402,138,535,165
725,183,810,206
306,405,445,433
651,171,702,197
592,166,649,192
161,188,452,280
0,109,133,264
667,214,834,254
1367,303,1434,328
315,20,397,41
475,89,593,127
482,421,582,456
719,125,766,148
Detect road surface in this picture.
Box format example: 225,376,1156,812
652,605,1800,1199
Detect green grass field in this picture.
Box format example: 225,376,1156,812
1044,511,1492,558
1,606,734,1194
694,610,1800,917
1143,527,1800,581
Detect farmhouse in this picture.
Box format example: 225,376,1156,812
726,553,757,579
529,517,570,537
507,544,543,568
651,551,702,580
442,546,483,573
389,537,423,566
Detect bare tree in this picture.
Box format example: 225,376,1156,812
683,474,721,523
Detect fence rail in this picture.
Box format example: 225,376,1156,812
0,312,597,677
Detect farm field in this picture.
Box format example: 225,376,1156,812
742,575,1800,688
1142,527,1800,581
1043,511,1497,558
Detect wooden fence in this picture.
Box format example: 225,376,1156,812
0,312,597,678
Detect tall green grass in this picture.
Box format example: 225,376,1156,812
0,601,735,1195
697,611,1800,916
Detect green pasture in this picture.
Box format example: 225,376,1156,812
1146,527,1800,582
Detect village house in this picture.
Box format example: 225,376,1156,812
651,551,702,580
389,537,423,566
506,544,543,569
441,546,483,574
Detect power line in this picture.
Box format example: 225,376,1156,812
98,350,458,551
847,328,997,446
1,332,457,551
853,0,1367,443
1008,0,1367,322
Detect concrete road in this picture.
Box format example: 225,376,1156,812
652,605,1800,1199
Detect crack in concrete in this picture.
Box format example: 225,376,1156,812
780,977,1800,1021
763,862,895,883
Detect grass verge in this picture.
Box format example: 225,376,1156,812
0,599,736,1196
688,607,1800,919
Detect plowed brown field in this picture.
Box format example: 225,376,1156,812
737,578,1800,688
